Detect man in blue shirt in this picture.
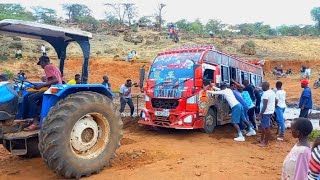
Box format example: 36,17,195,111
299,79,312,118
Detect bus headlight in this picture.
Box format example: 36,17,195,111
183,115,193,123
145,95,150,102
186,95,197,104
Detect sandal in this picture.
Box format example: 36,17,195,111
24,123,39,131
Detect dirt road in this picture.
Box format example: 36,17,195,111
0,118,295,180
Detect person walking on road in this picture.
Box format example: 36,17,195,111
299,79,312,118
257,82,276,147
208,83,256,142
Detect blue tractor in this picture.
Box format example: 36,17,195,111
0,20,123,178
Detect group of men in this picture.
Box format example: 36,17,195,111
208,78,313,146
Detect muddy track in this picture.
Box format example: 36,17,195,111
0,117,296,180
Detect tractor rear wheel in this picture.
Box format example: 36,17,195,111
38,92,122,179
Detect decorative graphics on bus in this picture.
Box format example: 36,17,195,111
149,52,201,98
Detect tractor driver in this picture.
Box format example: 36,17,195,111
24,56,63,131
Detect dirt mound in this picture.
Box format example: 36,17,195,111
264,59,320,72
123,33,144,44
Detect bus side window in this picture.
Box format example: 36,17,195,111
221,66,230,84
229,67,237,81
203,69,214,86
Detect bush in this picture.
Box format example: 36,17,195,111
240,40,256,55
8,41,23,49
131,26,138,33
12,36,21,41
3,70,14,79
0,55,8,61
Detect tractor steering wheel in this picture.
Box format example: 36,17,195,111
13,77,36,86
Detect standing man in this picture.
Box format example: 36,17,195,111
208,83,256,142
275,81,286,139
119,79,134,117
254,86,262,115
243,79,256,104
299,79,312,118
41,45,46,56
102,75,111,90
24,56,62,131
257,82,276,147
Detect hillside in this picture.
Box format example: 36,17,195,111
1,29,320,103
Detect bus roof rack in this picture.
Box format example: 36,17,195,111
158,44,215,55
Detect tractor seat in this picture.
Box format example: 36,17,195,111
0,83,19,121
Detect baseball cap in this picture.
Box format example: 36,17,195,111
37,56,50,65
301,79,309,85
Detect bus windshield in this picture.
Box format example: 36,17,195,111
149,52,201,80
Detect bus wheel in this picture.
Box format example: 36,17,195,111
201,108,217,134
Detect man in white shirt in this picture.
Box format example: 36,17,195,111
275,81,286,139
41,45,46,56
208,83,256,142
257,82,276,147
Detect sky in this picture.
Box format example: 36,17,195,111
2,0,320,27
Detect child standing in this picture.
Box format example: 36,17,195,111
282,118,313,180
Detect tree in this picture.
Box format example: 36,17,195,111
138,16,153,27
205,19,225,35
311,7,320,32
32,6,57,24
176,19,192,31
123,3,137,26
155,3,166,31
104,3,126,25
105,13,120,26
62,4,91,23
0,4,34,21
190,19,204,34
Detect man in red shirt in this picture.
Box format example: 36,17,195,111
24,56,62,131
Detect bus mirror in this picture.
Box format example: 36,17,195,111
194,65,202,79
139,65,145,91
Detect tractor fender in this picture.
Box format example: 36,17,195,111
40,84,114,123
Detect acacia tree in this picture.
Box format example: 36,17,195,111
62,4,91,23
123,3,137,26
32,6,57,24
104,3,137,26
104,3,126,25
155,3,166,31
311,7,320,32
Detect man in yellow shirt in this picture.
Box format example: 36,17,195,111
67,74,81,85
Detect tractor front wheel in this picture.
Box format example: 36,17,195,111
39,92,123,179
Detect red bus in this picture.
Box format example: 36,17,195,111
138,45,263,133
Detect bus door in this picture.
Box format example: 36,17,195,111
202,63,216,86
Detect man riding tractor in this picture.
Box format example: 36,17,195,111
0,19,123,179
